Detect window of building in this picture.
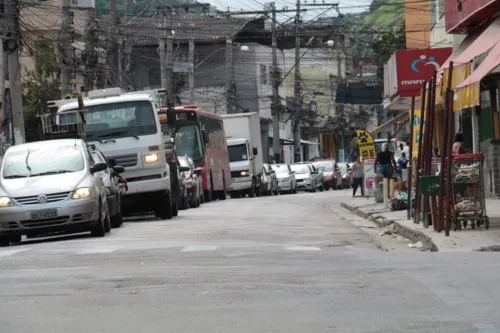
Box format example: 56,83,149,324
260,64,268,84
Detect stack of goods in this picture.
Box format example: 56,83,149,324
454,163,480,184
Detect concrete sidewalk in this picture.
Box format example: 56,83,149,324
341,197,500,252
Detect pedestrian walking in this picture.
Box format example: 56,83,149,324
374,143,398,199
397,152,409,182
350,156,364,197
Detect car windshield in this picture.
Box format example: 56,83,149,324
338,163,348,174
228,144,248,162
291,164,310,174
58,101,158,140
271,164,289,174
178,157,190,168
3,145,84,178
171,125,204,162
313,162,334,172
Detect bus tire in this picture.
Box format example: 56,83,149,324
156,192,173,220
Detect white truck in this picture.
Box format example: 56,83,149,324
221,112,263,198
47,88,177,219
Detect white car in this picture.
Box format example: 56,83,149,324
271,163,297,194
291,164,317,192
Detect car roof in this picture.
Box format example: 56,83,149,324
6,139,86,153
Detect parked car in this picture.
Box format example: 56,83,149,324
0,139,111,246
291,163,317,192
311,159,336,190
178,155,204,208
261,163,279,196
309,163,325,191
271,163,297,194
337,163,351,188
89,148,126,229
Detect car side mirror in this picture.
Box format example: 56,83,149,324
179,166,190,172
113,165,125,174
202,129,209,143
290,171,295,174
108,158,117,167
193,167,204,175
252,147,258,155
90,162,108,174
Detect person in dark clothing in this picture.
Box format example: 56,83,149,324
452,132,465,155
374,143,398,199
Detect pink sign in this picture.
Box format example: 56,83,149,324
363,159,376,190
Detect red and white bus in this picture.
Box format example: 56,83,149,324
158,105,231,202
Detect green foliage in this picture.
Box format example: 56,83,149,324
370,20,406,80
22,41,61,142
362,0,405,28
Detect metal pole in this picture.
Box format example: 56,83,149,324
60,0,73,96
4,0,25,145
422,78,433,228
407,95,415,220
83,8,97,94
414,81,426,224
158,8,167,91
166,6,174,107
271,2,281,163
188,35,195,105
225,38,234,113
444,63,455,236
293,0,302,162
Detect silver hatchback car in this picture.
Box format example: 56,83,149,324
0,139,110,246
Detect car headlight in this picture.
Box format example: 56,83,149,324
72,188,92,200
0,197,13,207
240,170,249,176
144,152,158,163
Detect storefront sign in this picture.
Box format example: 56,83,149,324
363,159,376,191
356,129,376,160
410,108,425,159
395,48,452,97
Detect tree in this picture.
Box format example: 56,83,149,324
22,41,61,142
370,20,406,80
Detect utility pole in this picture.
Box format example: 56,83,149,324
225,37,235,114
336,32,345,161
188,26,195,105
1,0,25,150
292,0,302,162
271,2,280,163
83,8,98,94
104,0,118,88
157,5,174,107
59,0,73,96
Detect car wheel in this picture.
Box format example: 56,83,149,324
172,201,179,217
91,202,106,237
156,192,173,220
0,236,10,247
104,213,112,233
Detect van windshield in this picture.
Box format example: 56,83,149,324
58,101,158,140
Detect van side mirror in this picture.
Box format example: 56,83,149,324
252,147,258,155
202,129,209,143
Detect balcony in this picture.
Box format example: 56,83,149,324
445,0,500,34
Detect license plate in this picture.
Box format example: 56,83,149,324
30,209,58,220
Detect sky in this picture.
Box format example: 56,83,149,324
206,0,370,21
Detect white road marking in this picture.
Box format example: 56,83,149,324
77,246,119,255
181,245,218,252
284,246,321,251
0,248,31,258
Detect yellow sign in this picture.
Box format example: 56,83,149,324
356,130,376,160
64,94,73,100
410,108,425,159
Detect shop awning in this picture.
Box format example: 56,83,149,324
455,40,500,108
300,139,320,145
370,112,408,135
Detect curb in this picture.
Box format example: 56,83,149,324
341,202,439,252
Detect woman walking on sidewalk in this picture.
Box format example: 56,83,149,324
351,156,364,197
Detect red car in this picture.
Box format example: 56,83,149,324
178,155,204,208
311,159,337,190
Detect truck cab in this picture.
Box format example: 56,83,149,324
50,88,177,219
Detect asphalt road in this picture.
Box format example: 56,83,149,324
1,191,500,333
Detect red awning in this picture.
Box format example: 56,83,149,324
370,112,408,135
442,17,500,70
456,41,500,89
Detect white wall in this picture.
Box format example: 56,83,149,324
430,0,465,48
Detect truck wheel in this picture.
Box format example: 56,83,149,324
172,201,179,217
156,192,173,220
248,183,256,198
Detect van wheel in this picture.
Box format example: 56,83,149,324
91,202,106,237
156,192,173,220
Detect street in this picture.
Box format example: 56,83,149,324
1,191,500,333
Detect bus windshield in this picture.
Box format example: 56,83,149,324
171,124,204,162
59,101,158,140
